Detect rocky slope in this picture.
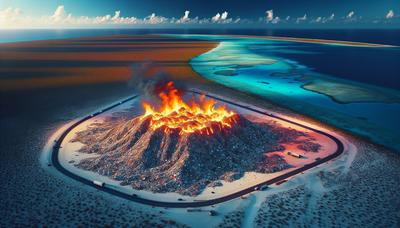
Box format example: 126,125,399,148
72,114,314,196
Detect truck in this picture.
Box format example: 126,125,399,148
287,151,302,158
93,180,105,187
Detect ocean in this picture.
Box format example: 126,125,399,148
1,29,399,89
1,29,400,45
1,28,399,151
172,33,400,150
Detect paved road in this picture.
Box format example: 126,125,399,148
51,92,344,208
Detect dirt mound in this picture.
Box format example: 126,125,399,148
73,114,308,195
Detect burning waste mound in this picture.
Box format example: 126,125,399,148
72,82,314,196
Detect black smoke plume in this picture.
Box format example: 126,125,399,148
128,61,187,102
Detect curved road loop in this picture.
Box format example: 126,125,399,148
51,92,344,208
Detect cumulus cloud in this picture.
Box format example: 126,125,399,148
111,11,138,24
311,14,335,24
320,13,335,23
346,11,355,19
0,7,23,25
177,10,190,23
0,5,167,27
211,13,220,22
271,17,280,24
51,5,68,22
343,11,358,22
296,14,307,23
144,13,167,24
386,10,394,19
221,11,228,20
2,5,398,28
266,10,273,21
263,9,280,24
174,10,200,24
211,11,231,23
183,10,190,20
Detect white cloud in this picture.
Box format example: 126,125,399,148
271,17,280,24
2,5,398,28
112,11,121,22
0,7,23,26
211,11,231,23
266,10,273,21
198,18,210,24
183,10,190,21
177,10,190,23
263,9,280,24
386,10,394,19
0,5,166,27
310,14,334,24
319,13,335,23
174,10,200,24
144,13,167,24
51,5,68,22
110,11,138,24
346,11,355,19
296,14,307,23
211,13,220,22
221,11,228,20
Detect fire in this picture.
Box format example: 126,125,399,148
141,81,237,135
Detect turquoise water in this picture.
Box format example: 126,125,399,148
172,35,400,150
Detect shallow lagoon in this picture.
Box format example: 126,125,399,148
173,35,400,151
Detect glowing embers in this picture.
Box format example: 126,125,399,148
141,81,237,135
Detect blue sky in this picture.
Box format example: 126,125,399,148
1,0,399,28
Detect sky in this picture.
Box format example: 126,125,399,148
1,0,400,28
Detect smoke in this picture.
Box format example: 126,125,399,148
128,61,187,101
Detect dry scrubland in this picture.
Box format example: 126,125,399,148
252,141,400,227
218,209,246,228
0,129,188,227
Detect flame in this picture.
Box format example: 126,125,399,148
141,81,237,135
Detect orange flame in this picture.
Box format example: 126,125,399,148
141,81,237,135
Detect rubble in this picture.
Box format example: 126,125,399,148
72,113,319,196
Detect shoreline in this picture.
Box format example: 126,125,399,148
187,35,400,153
